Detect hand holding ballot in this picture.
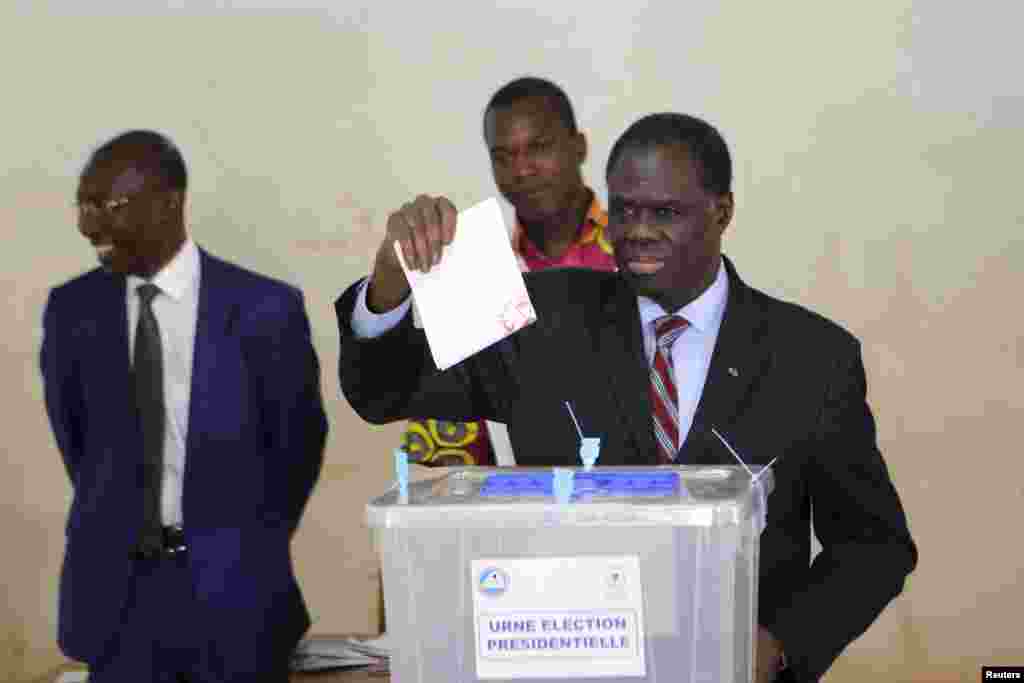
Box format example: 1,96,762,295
366,194,458,313
365,195,536,370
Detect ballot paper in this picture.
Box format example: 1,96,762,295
342,632,391,659
291,636,387,672
395,197,537,371
56,673,89,683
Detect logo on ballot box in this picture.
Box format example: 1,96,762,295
478,567,510,597
605,566,629,600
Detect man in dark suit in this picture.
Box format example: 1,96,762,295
41,130,327,682
335,113,916,682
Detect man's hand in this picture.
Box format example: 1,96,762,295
367,195,457,313
755,626,784,683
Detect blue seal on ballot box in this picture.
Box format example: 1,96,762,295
478,567,510,597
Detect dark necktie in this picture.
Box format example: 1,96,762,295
650,315,690,464
134,283,165,555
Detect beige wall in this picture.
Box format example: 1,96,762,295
2,2,1021,681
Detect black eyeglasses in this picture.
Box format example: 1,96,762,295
76,196,132,217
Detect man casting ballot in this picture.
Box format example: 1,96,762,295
336,112,917,682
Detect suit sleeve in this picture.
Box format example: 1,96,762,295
336,278,514,426
256,288,328,532
767,340,918,681
40,290,83,483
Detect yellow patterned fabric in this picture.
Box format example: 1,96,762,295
576,199,615,256
402,419,483,466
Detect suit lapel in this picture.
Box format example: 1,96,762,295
685,257,773,465
186,250,239,460
595,277,658,465
93,273,135,424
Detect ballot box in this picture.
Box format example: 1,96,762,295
366,466,772,683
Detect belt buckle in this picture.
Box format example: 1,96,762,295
164,525,187,556
135,546,161,561
135,526,187,560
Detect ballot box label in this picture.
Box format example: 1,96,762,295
472,556,646,678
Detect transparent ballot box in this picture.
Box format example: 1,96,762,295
367,466,772,683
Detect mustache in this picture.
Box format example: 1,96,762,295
615,240,673,258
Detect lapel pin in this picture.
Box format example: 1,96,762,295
728,367,739,377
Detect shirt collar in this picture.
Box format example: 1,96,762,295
514,189,605,257
637,257,729,334
127,237,200,302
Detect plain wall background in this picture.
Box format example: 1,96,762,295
2,2,1021,681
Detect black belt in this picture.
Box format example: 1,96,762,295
135,525,187,560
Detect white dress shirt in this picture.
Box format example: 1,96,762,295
126,238,200,526
350,258,728,449
636,259,728,448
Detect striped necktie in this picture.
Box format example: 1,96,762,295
650,315,689,464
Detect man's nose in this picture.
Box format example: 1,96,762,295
510,152,537,179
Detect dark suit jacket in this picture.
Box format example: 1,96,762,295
41,248,328,676
336,256,916,682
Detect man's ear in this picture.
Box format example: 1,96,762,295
575,132,588,166
714,192,734,234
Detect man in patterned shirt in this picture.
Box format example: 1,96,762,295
401,77,616,466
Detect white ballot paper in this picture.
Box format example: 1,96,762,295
395,197,537,371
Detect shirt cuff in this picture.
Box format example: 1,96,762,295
350,277,412,339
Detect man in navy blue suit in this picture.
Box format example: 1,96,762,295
41,130,327,682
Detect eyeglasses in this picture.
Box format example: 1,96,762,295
76,196,132,217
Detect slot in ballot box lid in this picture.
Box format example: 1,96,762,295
366,465,772,531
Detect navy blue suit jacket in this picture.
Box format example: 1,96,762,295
41,248,327,675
